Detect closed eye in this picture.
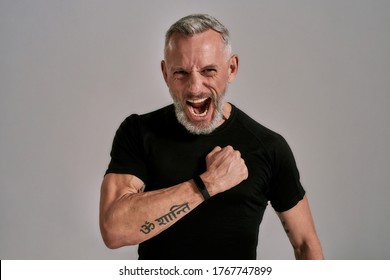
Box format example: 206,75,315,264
173,70,189,79
202,68,217,77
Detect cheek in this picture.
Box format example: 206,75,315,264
167,79,182,91
168,82,186,100
208,87,218,100
209,77,228,95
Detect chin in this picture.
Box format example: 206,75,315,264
171,91,226,135
175,108,223,135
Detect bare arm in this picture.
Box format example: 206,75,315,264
277,195,324,260
99,173,204,248
99,145,248,249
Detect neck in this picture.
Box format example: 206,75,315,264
222,102,232,121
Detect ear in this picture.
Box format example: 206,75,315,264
161,60,168,85
227,54,239,83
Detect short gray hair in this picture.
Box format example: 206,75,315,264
164,14,231,55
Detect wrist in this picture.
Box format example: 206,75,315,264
193,175,210,201
199,172,218,196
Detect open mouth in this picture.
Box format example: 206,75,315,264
186,97,212,117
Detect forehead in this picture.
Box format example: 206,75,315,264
165,30,227,66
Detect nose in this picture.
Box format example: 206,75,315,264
187,72,203,95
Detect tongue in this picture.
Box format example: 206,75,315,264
189,99,209,114
193,104,206,114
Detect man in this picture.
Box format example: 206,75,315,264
99,14,324,260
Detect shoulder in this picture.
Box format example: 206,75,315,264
122,104,174,124
119,104,175,131
232,105,287,149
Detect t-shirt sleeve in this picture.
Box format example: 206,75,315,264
268,135,306,212
105,115,148,182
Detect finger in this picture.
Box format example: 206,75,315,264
206,146,223,164
220,146,241,159
208,146,222,157
221,145,233,152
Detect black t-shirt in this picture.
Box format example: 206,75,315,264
106,104,305,259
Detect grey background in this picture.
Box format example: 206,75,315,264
1,0,389,259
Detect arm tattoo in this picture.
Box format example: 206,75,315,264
140,221,155,234
155,202,190,225
139,202,191,234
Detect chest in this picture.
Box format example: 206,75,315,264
143,130,272,209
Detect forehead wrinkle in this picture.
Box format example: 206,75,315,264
165,30,228,68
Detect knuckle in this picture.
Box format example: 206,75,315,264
225,145,233,151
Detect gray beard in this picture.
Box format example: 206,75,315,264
171,93,226,135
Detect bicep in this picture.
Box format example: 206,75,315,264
276,195,317,247
99,173,145,217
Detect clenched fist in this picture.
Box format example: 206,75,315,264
200,145,248,196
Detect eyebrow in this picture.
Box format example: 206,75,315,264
201,64,219,70
171,64,219,72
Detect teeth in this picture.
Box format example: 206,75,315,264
187,98,208,104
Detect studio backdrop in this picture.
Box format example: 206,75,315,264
1,0,389,259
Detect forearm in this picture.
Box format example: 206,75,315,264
294,239,324,260
100,179,204,248
100,146,248,249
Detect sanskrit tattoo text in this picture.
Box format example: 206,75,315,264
140,202,190,234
